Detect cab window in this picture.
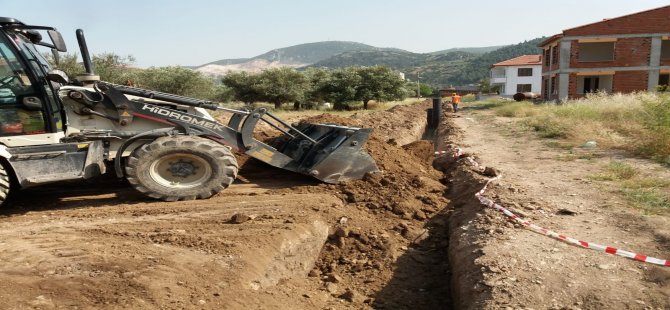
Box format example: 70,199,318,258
0,36,46,135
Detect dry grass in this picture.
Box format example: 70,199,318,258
489,92,670,164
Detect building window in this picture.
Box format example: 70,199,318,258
583,77,600,93
543,78,549,99
516,84,532,93
662,40,670,59
491,68,505,79
544,49,550,66
660,74,669,86
578,42,615,62
551,77,556,95
518,68,533,77
551,46,558,65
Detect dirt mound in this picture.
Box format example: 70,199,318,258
300,114,363,127
402,140,436,166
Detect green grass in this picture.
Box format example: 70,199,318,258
544,141,575,150
590,160,670,213
623,188,670,213
493,102,541,118
606,161,639,180
466,98,508,110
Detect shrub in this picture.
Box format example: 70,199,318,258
494,102,539,117
526,117,570,138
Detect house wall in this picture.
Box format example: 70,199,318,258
495,65,542,95
613,71,649,93
569,38,651,68
542,45,560,72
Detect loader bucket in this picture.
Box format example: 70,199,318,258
272,123,378,184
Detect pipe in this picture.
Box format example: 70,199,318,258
513,92,539,102
76,29,94,75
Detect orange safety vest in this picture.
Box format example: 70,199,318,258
452,95,462,104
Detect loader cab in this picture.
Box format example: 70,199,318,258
0,17,66,146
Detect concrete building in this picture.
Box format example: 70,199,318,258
539,5,670,100
490,55,542,95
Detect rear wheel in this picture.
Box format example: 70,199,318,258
125,136,238,201
0,164,10,207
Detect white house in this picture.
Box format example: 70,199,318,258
490,55,542,95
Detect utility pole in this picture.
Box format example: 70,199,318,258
417,72,421,98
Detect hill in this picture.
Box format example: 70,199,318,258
197,41,390,76
196,39,545,87
308,38,544,87
449,37,546,85
430,45,504,55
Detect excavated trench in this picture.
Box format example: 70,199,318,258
276,101,499,309
361,102,495,309
296,101,491,309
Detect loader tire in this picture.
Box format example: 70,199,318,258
125,136,238,201
0,164,9,207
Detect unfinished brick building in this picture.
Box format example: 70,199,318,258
539,5,670,100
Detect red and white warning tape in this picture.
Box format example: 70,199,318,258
476,177,669,267
434,147,670,267
434,147,463,159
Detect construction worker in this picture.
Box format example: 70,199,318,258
451,93,462,113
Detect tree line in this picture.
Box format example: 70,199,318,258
51,53,415,110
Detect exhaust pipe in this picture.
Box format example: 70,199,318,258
75,29,99,84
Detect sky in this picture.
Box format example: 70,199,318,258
3,0,668,67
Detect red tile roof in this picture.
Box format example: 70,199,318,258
492,55,542,67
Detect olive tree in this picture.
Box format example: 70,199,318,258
137,66,217,98
355,66,407,109
222,71,264,105
257,67,309,109
318,67,361,110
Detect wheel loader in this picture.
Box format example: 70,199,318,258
0,17,378,206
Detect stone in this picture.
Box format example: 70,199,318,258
335,227,349,238
597,264,615,270
326,283,339,294
581,141,597,149
557,208,578,216
366,202,380,210
335,237,346,248
324,273,343,283
413,210,427,221
230,213,251,224
308,269,320,277
483,167,500,177
343,190,357,203
340,288,364,303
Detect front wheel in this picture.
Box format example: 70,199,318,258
125,136,238,201
0,163,10,207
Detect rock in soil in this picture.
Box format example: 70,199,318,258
230,213,251,224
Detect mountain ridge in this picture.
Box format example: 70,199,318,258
194,39,544,87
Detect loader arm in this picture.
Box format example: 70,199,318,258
74,82,377,183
